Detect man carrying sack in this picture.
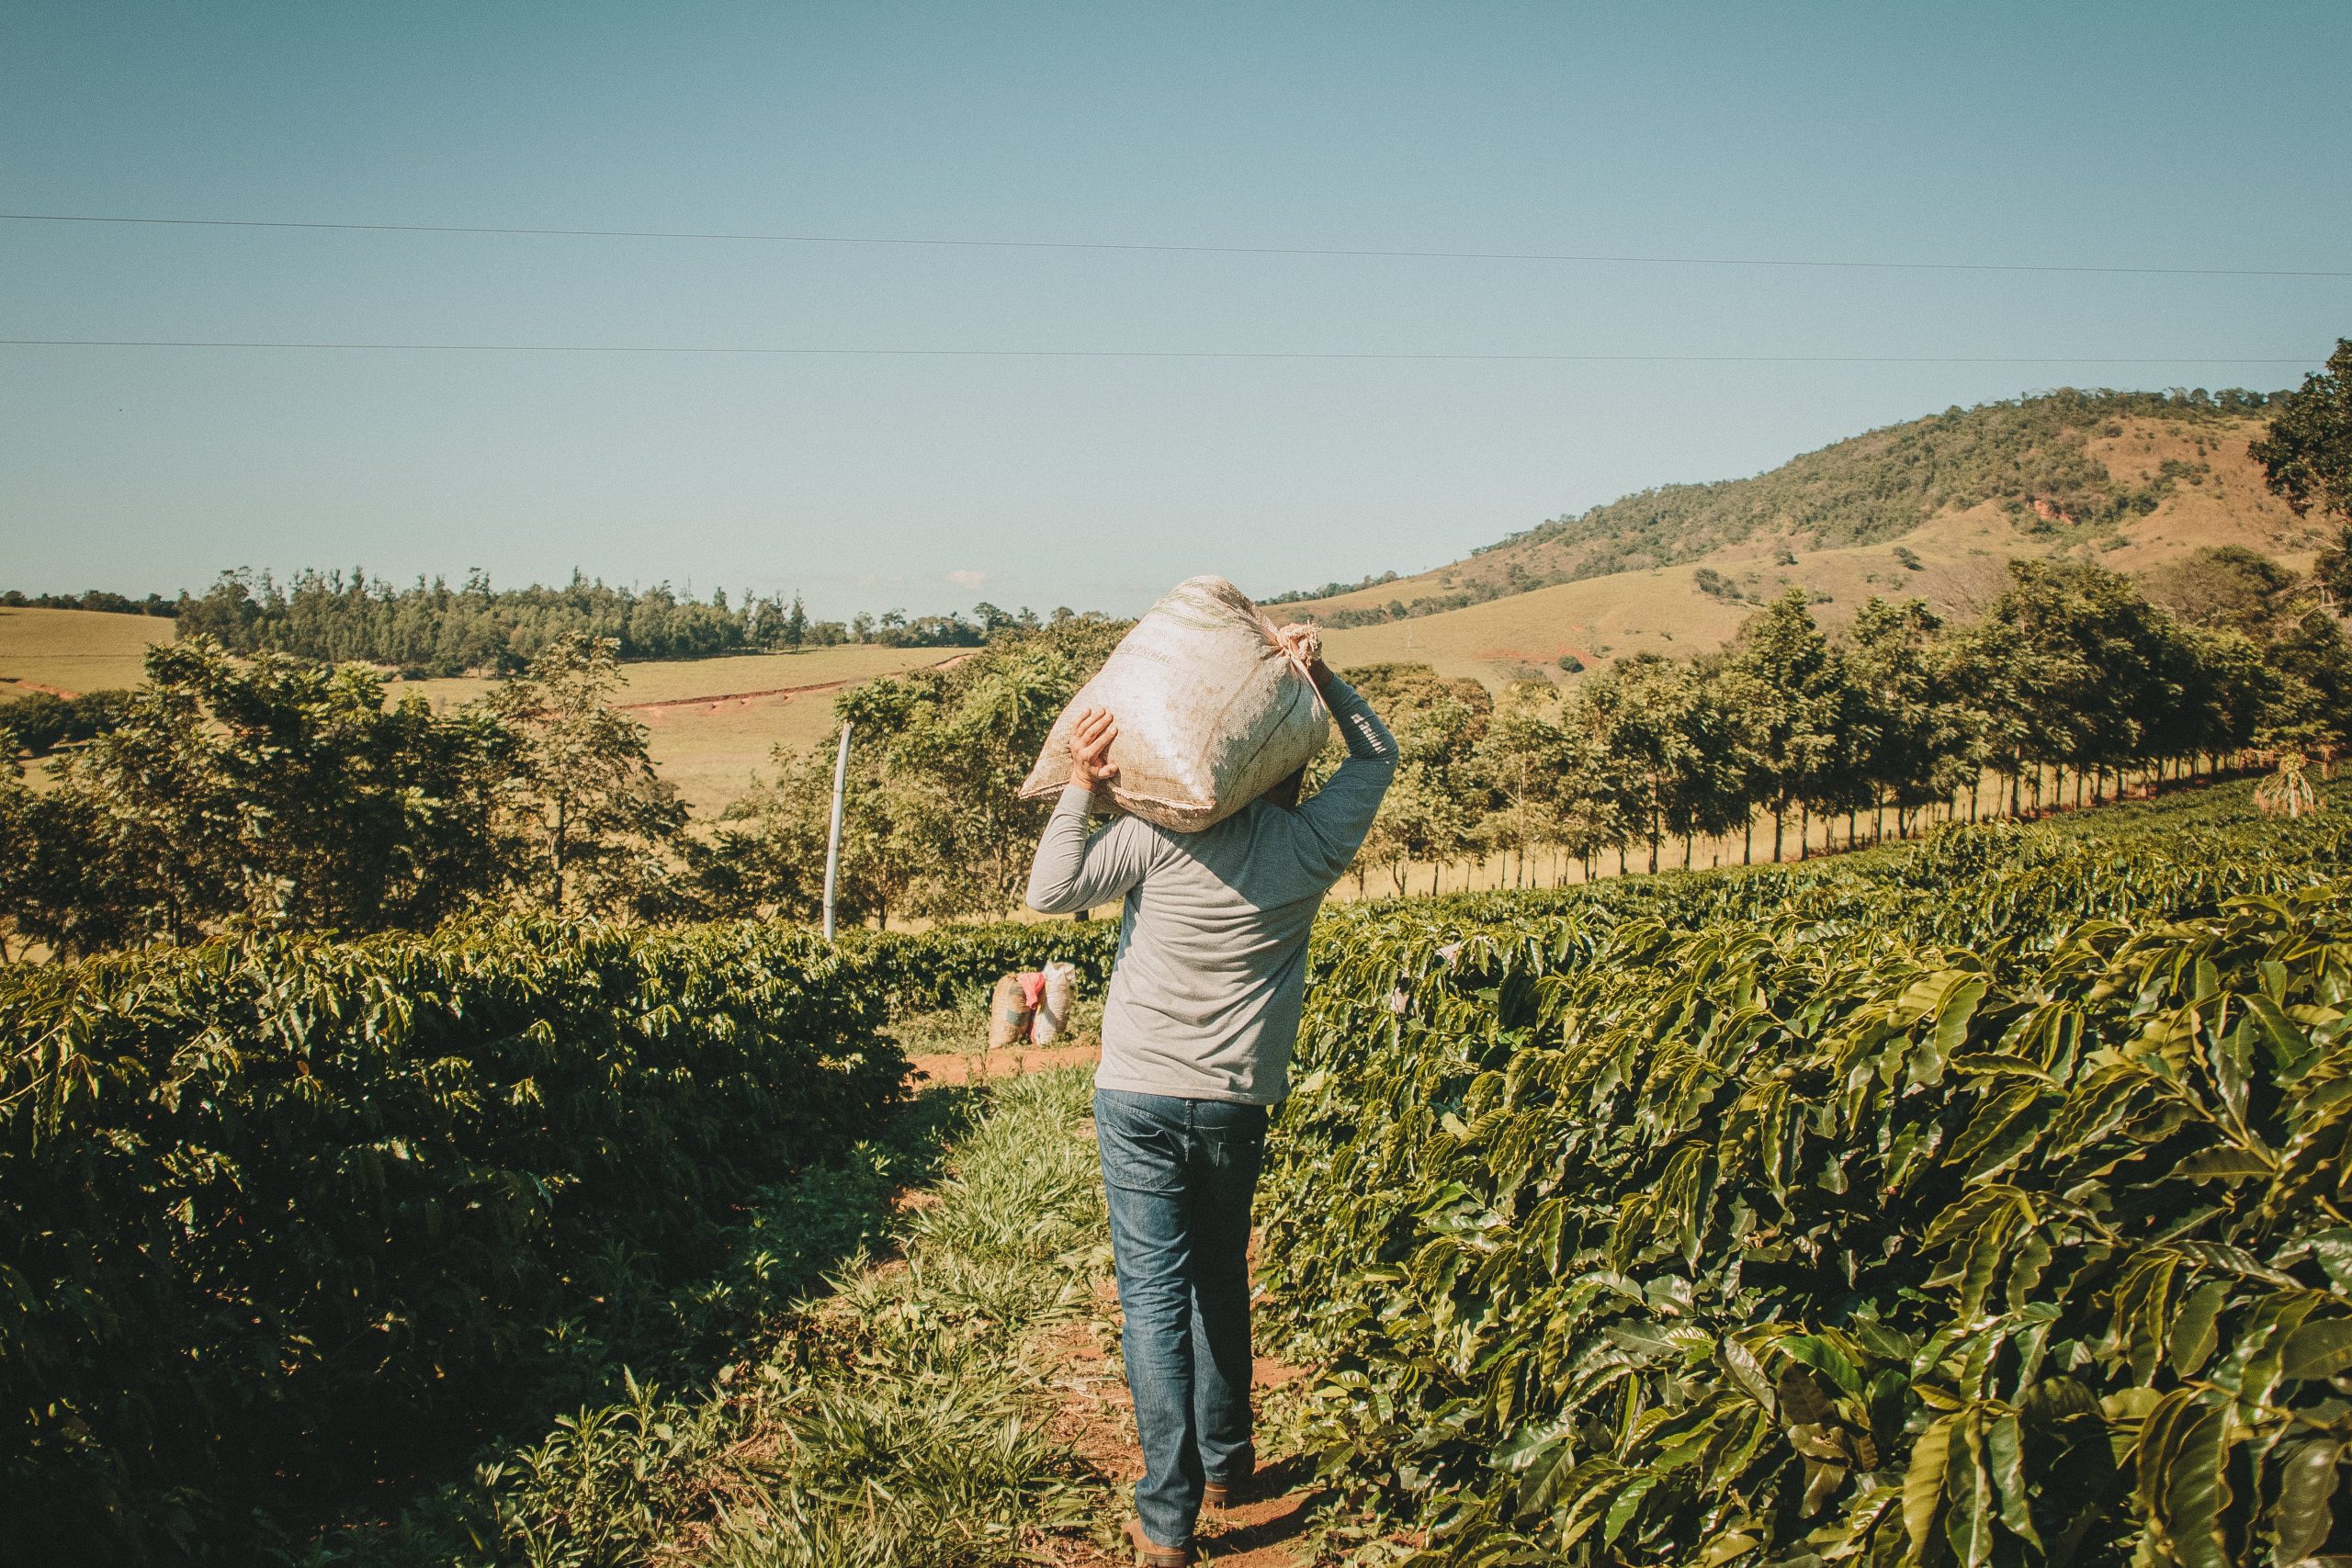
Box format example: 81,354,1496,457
1024,620,1396,1566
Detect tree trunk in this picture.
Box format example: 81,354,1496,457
1771,807,1784,863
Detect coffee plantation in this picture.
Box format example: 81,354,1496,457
1260,779,2352,1565
9,774,2352,1563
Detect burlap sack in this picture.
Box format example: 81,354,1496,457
1030,961,1077,1045
988,974,1034,1049
1018,576,1329,831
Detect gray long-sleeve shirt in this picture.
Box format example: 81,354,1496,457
1024,676,1396,1105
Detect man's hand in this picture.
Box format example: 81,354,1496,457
1069,706,1120,790
1272,622,1331,693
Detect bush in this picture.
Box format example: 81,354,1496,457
0,687,129,754
0,918,906,1562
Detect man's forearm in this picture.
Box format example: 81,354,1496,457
1024,785,1100,914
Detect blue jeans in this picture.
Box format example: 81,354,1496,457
1093,1088,1268,1550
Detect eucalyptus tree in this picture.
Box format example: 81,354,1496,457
1476,680,1577,886
1662,654,1756,868
1575,652,1697,875
2252,336,2352,530
2258,608,2352,766
2154,626,2271,781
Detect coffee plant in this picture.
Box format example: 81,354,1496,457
1262,805,2352,1566
0,918,908,1561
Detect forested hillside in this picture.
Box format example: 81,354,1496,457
1287,387,2309,630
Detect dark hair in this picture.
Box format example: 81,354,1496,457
1262,767,1306,808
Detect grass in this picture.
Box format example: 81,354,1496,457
0,606,173,695
304,1066,1113,1568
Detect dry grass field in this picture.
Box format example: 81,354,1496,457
0,616,960,819
390,645,966,818
0,607,175,697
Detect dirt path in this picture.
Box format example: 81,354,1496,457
901,1031,1328,1563
1044,1284,1321,1566
907,1041,1104,1087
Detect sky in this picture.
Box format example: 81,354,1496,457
3,2,2347,620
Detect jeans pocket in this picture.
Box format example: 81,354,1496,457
1096,1100,1187,1194
1203,1125,1266,1187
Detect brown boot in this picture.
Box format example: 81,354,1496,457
1125,1517,1194,1566
1202,1443,1256,1510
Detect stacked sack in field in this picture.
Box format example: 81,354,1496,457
989,961,1079,1047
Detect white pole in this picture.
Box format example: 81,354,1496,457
822,720,852,941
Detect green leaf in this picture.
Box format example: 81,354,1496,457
2272,1438,2341,1565
1601,1472,1657,1547
2135,1390,2233,1568
2243,991,2313,1075
2174,1146,2275,1180
1904,1415,1956,1564
2303,1228,2352,1293
2281,1316,2352,1382
1943,1410,1996,1568
2168,1280,2228,1378
1985,1411,2043,1551
1696,1530,1761,1568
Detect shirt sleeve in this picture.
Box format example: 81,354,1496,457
1025,784,1157,915
1289,675,1398,883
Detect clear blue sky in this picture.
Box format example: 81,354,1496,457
4,2,2346,619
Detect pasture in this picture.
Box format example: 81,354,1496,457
0,605,173,696
390,643,967,816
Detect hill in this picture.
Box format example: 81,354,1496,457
0,606,175,696
1297,388,2322,685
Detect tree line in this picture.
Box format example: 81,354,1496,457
1348,548,2350,893
7,572,1104,675
164,569,1098,674
4,544,2349,958
0,614,1132,957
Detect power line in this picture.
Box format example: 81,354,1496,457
5,210,2347,280
0,338,2315,365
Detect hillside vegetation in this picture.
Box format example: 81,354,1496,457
1294,389,2318,686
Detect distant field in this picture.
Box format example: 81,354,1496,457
0,607,174,697
1322,511,2024,687
0,615,956,817
391,646,965,817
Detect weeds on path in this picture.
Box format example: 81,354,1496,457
695,1066,1108,1566
305,1067,1109,1567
